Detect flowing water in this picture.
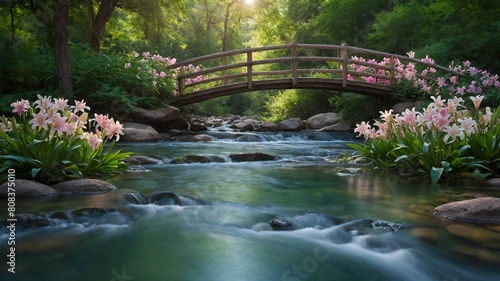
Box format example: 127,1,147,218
2,130,500,281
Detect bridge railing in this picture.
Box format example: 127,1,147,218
167,41,462,98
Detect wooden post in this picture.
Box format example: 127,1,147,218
178,67,185,96
389,55,395,87
247,50,253,89
341,43,347,87
291,40,298,85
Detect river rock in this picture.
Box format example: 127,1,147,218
187,134,214,142
278,118,304,131
149,191,182,205
269,219,294,231
123,155,163,165
455,245,500,264
52,179,117,194
256,121,279,132
129,106,180,129
307,112,342,129
171,155,212,164
122,122,159,142
123,192,148,204
0,179,59,198
169,117,190,130
190,124,208,131
318,122,351,132
487,178,500,187
432,197,500,224
234,122,254,132
149,191,203,206
409,227,438,242
446,224,500,244
392,101,424,113
49,207,131,225
4,214,51,228
229,152,276,162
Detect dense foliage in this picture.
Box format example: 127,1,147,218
1,0,498,120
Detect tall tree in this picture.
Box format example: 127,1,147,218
53,0,73,95
89,0,118,52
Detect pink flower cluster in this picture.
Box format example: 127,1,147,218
6,95,123,150
354,95,496,144
172,64,209,94
125,52,207,94
348,54,500,97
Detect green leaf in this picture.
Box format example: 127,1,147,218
430,167,444,184
31,168,41,178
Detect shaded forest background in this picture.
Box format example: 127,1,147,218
1,0,499,124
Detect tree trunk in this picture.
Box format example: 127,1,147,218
53,0,73,96
90,0,119,52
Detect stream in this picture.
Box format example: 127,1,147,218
1,129,500,281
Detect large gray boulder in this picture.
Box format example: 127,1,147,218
130,106,180,124
432,197,500,224
256,121,279,132
0,179,58,198
233,122,254,132
168,117,190,130
307,113,342,129
279,118,304,131
122,122,159,142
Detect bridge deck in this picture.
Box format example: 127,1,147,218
170,78,393,106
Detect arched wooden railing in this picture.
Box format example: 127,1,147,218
167,41,462,106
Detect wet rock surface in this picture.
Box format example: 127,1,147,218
269,219,294,231
229,152,276,162
3,214,52,228
122,122,160,142
53,179,117,194
307,112,342,129
124,155,163,165
432,197,500,224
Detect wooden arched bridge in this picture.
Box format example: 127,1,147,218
167,41,462,106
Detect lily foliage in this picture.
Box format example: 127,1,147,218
0,95,131,184
348,55,499,183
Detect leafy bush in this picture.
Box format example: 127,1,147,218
0,95,131,184
71,46,177,115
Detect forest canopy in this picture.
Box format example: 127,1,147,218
1,0,498,121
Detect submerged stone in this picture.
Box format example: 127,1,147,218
149,191,204,206
149,191,181,205
3,214,51,228
268,219,294,231
123,192,148,205
124,155,163,165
